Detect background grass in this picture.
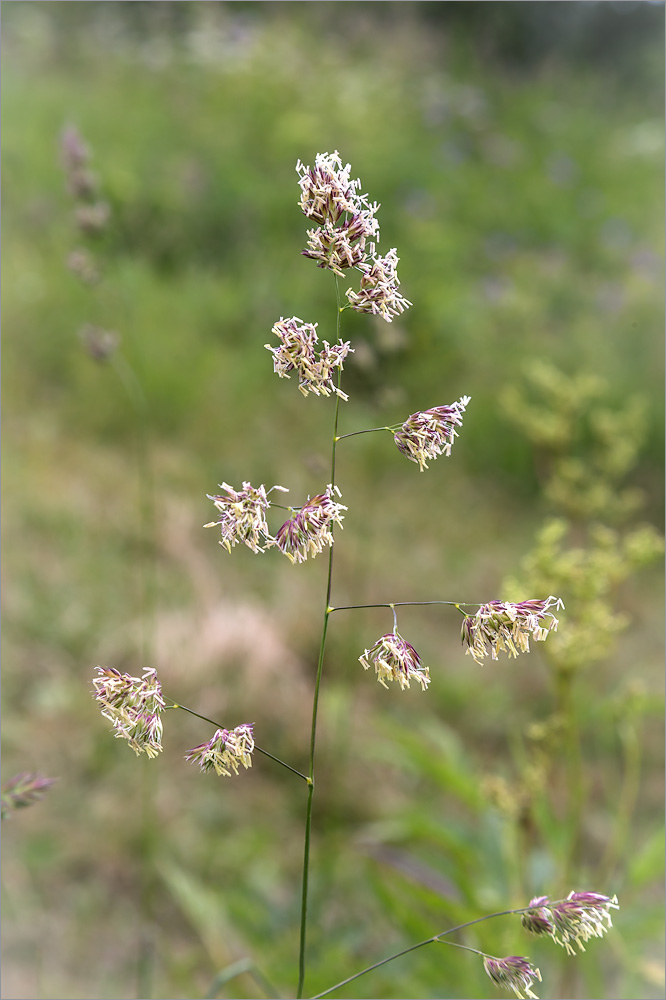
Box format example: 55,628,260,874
2,3,664,999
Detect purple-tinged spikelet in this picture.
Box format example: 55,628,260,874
1,773,57,819
93,666,165,758
483,955,542,1000
185,724,255,777
359,631,430,691
394,396,471,471
266,317,352,399
462,597,563,665
522,891,619,956
275,485,347,564
346,247,411,322
205,482,288,553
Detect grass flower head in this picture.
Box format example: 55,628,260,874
394,396,471,470
93,666,165,758
275,485,347,563
266,316,352,399
296,150,379,225
483,955,542,1000
462,596,564,665
185,724,255,777
346,246,411,322
205,481,288,553
359,631,430,691
522,892,619,956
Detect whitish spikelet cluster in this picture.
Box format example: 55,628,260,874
462,597,563,665
359,631,430,691
275,485,347,564
93,666,165,758
394,396,471,470
185,725,255,777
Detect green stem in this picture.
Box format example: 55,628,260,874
309,908,521,998
329,600,479,612
297,278,344,1000
335,426,394,441
166,701,309,782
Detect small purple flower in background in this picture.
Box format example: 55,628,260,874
346,247,412,322
60,124,97,200
522,891,619,956
185,724,255,777
205,482,288,553
296,151,379,226
266,317,352,400
1,773,57,820
462,596,564,665
67,248,100,285
359,631,430,691
93,666,165,758
482,955,542,1000
275,485,347,564
394,396,471,471
78,323,119,363
75,201,111,235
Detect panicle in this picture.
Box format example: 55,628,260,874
522,892,619,956
185,724,255,777
461,596,564,665
302,214,379,277
265,317,352,400
275,485,347,564
93,666,165,758
296,151,379,226
359,631,430,691
345,246,412,322
205,482,288,553
482,955,542,1000
67,248,100,285
394,396,471,471
1,773,57,819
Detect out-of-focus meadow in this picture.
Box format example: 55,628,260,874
2,3,664,999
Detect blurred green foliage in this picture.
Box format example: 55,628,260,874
2,4,664,999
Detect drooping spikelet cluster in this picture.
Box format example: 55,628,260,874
265,316,353,400
359,631,430,691
461,597,564,665
93,666,165,758
275,485,347,564
185,725,255,777
205,481,288,553
394,396,471,470
521,892,619,956
482,956,542,1000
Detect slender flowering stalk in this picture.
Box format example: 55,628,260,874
345,246,412,322
275,485,347,564
483,955,542,1000
185,724,255,777
359,631,430,691
93,666,165,758
205,481,288,553
461,596,564,665
266,317,352,399
1,773,57,819
522,892,619,956
394,396,471,470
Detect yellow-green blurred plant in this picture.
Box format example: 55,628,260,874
499,361,663,892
